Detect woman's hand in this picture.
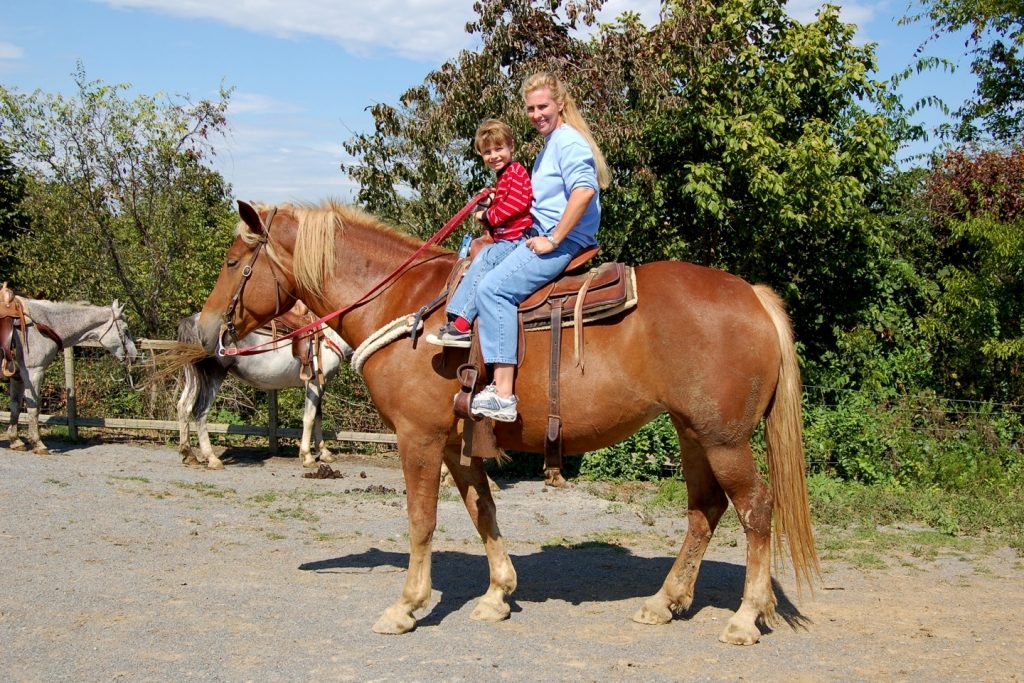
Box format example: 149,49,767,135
526,235,558,255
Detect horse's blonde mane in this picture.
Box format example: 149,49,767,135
235,199,448,298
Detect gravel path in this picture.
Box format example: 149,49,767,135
1,440,1022,682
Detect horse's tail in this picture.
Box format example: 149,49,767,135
752,285,820,591
176,315,225,421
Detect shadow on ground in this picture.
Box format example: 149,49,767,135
299,545,807,632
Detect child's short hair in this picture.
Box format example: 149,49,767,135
474,119,516,155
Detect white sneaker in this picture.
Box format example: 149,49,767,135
470,387,519,422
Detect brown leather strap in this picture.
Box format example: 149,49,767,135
545,296,567,480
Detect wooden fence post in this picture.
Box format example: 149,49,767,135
63,347,77,441
268,389,278,454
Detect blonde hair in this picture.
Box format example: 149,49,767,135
474,119,516,155
521,72,610,189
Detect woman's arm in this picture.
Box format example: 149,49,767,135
526,186,595,255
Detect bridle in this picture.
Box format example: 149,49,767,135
218,207,299,354
96,305,136,387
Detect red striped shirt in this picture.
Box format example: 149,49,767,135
484,162,533,241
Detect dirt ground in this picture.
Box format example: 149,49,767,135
1,439,1022,682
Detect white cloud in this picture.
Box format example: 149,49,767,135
0,41,24,60
786,0,881,28
98,0,477,62
594,0,662,26
228,91,304,115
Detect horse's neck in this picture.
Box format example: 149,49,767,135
323,229,453,344
24,300,107,345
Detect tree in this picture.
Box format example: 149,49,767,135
0,141,28,282
919,147,1024,400
913,0,1024,143
0,64,236,337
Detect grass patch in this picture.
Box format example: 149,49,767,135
44,478,69,487
171,481,237,498
109,475,150,483
269,506,320,523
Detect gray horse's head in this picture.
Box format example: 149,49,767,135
96,300,138,363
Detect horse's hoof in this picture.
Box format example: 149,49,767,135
318,452,337,464
300,454,318,469
8,440,26,451
33,445,50,455
632,599,673,625
181,451,202,467
544,470,568,488
719,620,761,645
206,459,225,471
470,598,511,623
372,608,416,635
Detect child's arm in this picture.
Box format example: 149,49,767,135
481,163,532,229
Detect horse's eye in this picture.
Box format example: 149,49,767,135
227,258,239,268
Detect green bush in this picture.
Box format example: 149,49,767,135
578,414,679,481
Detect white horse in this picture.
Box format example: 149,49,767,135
175,314,352,470
4,297,137,454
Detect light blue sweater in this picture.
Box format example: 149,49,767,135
530,124,601,248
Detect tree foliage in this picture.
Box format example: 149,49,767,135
918,147,1024,400
0,65,236,337
0,141,28,281
914,0,1024,143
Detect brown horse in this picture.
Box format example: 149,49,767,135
196,199,818,645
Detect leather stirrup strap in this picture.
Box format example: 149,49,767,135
573,269,599,371
545,296,567,481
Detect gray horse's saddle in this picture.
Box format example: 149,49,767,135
1,284,27,378
261,303,329,384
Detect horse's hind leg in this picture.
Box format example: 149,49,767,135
298,381,329,467
441,443,516,623
176,371,200,466
21,368,49,454
634,434,727,626
312,394,336,464
709,442,776,645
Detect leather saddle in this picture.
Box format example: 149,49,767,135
1,284,27,378
448,239,638,485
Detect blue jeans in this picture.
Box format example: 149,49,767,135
446,239,522,324
476,240,581,365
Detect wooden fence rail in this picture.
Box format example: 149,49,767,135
1,338,397,451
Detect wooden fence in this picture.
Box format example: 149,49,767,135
0,338,397,452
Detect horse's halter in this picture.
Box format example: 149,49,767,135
95,305,136,387
218,207,298,355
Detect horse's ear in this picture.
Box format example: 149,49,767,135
237,200,266,238
112,299,122,314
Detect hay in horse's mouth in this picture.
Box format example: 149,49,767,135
141,342,211,387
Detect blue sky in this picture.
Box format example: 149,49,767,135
1,0,976,204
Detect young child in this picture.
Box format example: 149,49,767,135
426,119,534,348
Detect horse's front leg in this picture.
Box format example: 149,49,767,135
6,374,25,450
372,433,444,635
441,441,516,623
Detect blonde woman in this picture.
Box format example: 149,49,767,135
470,72,610,422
